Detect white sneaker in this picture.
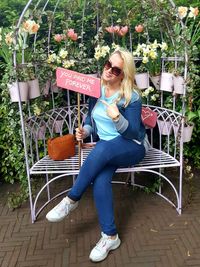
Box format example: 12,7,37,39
46,196,78,222
89,232,121,262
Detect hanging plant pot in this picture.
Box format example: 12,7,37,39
53,120,64,133
182,123,194,143
157,119,172,135
173,124,180,137
51,82,59,93
28,78,41,99
135,73,149,89
33,125,46,140
42,80,50,95
160,72,173,92
150,75,160,90
8,81,29,102
173,75,184,95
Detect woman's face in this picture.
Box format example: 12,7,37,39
102,53,124,84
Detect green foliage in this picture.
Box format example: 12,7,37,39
0,67,27,186
0,0,199,212
184,61,200,167
0,0,27,27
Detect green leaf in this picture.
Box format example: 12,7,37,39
187,111,197,122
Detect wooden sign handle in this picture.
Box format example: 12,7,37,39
77,93,81,168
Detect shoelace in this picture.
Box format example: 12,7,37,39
95,236,110,252
54,199,69,214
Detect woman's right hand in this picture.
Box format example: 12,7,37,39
75,127,88,141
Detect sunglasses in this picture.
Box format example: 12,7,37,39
104,60,122,76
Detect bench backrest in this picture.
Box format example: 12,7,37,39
25,104,183,166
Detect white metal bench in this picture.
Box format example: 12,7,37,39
26,104,183,222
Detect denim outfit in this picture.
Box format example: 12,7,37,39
68,89,146,235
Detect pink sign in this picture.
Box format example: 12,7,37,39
56,67,101,98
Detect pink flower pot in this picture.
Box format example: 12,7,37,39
173,76,184,95
8,81,29,102
53,120,64,133
160,72,173,92
182,123,194,143
157,119,172,135
34,125,46,140
135,73,149,89
150,75,160,90
28,79,41,99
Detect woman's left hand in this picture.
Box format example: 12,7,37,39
100,100,120,120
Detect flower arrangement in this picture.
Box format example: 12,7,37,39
178,6,199,19
0,27,14,69
47,28,79,70
105,25,129,47
94,43,120,71
47,28,98,74
94,44,110,61
141,86,159,104
174,6,199,57
47,49,76,70
175,6,200,49
16,19,40,54
105,25,128,37
22,19,40,35
0,19,40,81
133,40,168,76
53,28,78,43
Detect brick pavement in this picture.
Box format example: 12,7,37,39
0,170,200,267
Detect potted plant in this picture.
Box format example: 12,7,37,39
26,64,41,99
157,115,173,136
134,64,149,90
182,109,199,143
172,67,185,95
133,40,168,90
160,72,174,92
8,65,31,102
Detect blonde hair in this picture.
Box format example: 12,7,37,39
101,48,138,107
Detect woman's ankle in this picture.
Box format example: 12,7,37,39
108,235,117,240
66,196,76,204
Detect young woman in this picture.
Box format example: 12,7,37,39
46,48,147,262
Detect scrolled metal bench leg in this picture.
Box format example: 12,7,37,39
131,172,135,187
45,173,50,201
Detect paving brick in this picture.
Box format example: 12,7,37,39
1,172,200,266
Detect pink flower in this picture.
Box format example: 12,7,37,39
117,26,129,36
113,25,120,33
105,26,115,33
54,34,63,42
67,29,78,41
135,24,144,33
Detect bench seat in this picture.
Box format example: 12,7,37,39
30,146,180,175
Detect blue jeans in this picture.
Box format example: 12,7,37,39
68,135,145,236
